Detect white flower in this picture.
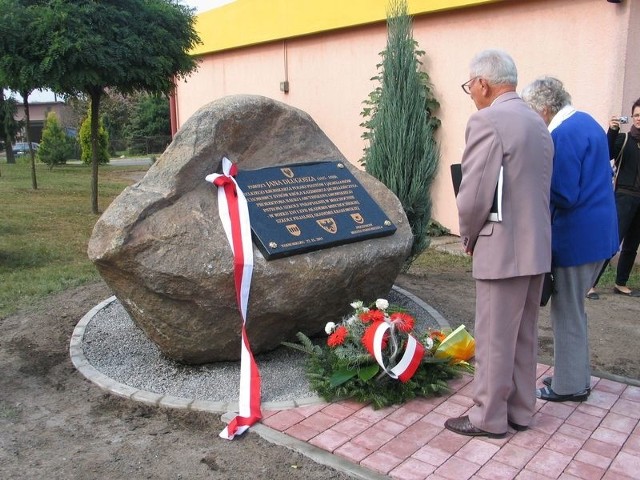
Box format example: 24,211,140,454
325,322,336,334
346,315,357,325
350,300,363,309
375,298,389,310
425,337,434,349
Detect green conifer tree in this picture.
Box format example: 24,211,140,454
37,112,68,169
79,113,109,165
361,0,441,269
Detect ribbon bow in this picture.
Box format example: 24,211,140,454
363,320,425,383
211,163,238,188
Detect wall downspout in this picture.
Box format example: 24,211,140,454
169,84,178,137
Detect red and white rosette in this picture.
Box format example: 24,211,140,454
363,320,425,383
206,157,261,440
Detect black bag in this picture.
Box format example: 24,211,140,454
540,272,555,307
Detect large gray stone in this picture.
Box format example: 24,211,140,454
88,95,412,364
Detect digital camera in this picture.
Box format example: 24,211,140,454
618,116,629,124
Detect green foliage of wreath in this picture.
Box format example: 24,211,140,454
284,331,472,410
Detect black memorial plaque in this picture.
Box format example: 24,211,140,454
234,161,397,259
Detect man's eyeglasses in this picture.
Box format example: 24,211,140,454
461,77,479,95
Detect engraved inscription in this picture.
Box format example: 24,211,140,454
244,174,362,230
234,161,396,259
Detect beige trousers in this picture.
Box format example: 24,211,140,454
468,274,544,434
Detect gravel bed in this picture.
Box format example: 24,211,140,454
81,288,442,403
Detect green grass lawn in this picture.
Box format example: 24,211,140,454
0,158,149,318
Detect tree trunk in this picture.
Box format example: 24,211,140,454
4,130,16,164
90,89,102,214
21,90,37,190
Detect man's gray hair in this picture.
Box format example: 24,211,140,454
469,49,518,86
521,76,572,115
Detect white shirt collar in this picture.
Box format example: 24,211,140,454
548,105,576,133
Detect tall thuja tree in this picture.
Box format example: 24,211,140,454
361,0,441,268
40,0,201,214
79,111,109,166
38,111,68,169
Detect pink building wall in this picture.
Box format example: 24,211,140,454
174,0,638,235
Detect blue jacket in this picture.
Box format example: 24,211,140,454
550,111,618,267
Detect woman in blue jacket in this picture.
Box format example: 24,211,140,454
522,77,619,402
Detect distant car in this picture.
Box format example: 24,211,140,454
12,142,39,155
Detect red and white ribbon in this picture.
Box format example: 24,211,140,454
364,320,425,383
206,157,261,440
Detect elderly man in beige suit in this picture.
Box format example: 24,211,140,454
445,50,553,438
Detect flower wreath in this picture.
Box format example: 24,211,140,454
284,299,474,409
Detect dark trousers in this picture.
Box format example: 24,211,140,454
594,192,640,287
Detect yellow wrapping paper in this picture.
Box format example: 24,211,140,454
434,325,475,362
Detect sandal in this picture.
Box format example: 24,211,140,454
586,291,599,300
536,385,589,402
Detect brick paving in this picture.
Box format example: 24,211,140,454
74,285,640,480
261,367,640,479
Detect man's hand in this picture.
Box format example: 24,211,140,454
462,237,474,256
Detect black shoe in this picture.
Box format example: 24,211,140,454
444,415,506,439
536,386,589,402
542,376,591,393
613,286,640,297
507,420,528,431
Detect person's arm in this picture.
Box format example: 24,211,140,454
456,113,503,254
550,128,583,209
607,116,624,164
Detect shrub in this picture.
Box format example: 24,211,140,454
79,113,110,165
37,112,68,169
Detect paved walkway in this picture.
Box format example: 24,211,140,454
72,294,640,480
257,368,640,479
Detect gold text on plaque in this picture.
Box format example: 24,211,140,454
317,218,338,234
280,168,294,178
286,224,301,236
350,213,364,224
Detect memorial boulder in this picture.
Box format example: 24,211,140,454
88,95,413,364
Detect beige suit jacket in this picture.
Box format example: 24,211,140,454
457,92,554,280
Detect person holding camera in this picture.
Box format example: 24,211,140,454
587,98,640,298
521,77,618,402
